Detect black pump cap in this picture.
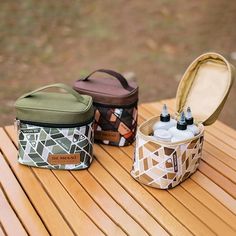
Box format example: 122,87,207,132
160,104,170,122
177,122,187,130
186,107,194,125
186,117,194,125
160,114,170,122
177,112,187,130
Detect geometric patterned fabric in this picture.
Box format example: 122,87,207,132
131,133,204,189
94,104,138,146
17,121,94,170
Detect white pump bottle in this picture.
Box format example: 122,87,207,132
185,107,200,136
152,104,177,131
169,112,194,142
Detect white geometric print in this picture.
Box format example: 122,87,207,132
17,121,94,170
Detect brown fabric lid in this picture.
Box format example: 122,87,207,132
74,69,138,106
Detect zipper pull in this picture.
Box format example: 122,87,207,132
14,119,20,131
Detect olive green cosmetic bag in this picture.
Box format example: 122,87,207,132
15,83,94,170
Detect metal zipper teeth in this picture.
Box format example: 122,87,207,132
93,101,138,109
17,117,94,128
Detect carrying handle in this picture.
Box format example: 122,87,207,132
19,83,85,103
81,69,134,91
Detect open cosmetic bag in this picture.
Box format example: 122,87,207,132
74,69,138,146
15,83,94,170
131,52,235,189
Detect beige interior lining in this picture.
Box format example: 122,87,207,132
176,53,233,125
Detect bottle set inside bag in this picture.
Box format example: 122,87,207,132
131,52,235,189
15,83,94,170
74,69,139,146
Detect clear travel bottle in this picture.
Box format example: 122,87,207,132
153,129,172,142
185,107,200,136
152,104,177,131
169,111,194,142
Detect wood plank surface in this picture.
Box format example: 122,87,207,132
0,184,27,236
0,153,49,236
0,99,235,236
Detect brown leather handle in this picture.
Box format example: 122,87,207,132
81,69,134,91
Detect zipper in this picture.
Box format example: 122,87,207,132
74,86,138,106
93,101,138,109
17,116,94,128
14,119,20,130
74,86,138,98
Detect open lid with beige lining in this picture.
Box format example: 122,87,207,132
176,52,235,126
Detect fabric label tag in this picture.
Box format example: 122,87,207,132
173,151,178,172
48,153,81,165
95,130,120,142
22,128,40,133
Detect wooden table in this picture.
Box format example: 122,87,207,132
0,99,236,236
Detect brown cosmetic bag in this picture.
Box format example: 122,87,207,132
74,69,139,146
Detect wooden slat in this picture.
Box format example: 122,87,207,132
204,132,236,159
198,160,236,198
0,184,27,236
52,170,127,236
71,169,150,236
88,159,169,235
95,145,214,236
0,128,74,236
4,126,18,146
191,172,236,214
168,185,236,235
206,125,236,149
214,120,236,139
181,178,236,231
203,142,236,171
200,150,235,184
0,153,49,236
107,145,235,236
32,168,106,236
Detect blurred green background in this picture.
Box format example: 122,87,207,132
0,0,236,128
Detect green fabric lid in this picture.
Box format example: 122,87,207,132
15,83,94,125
